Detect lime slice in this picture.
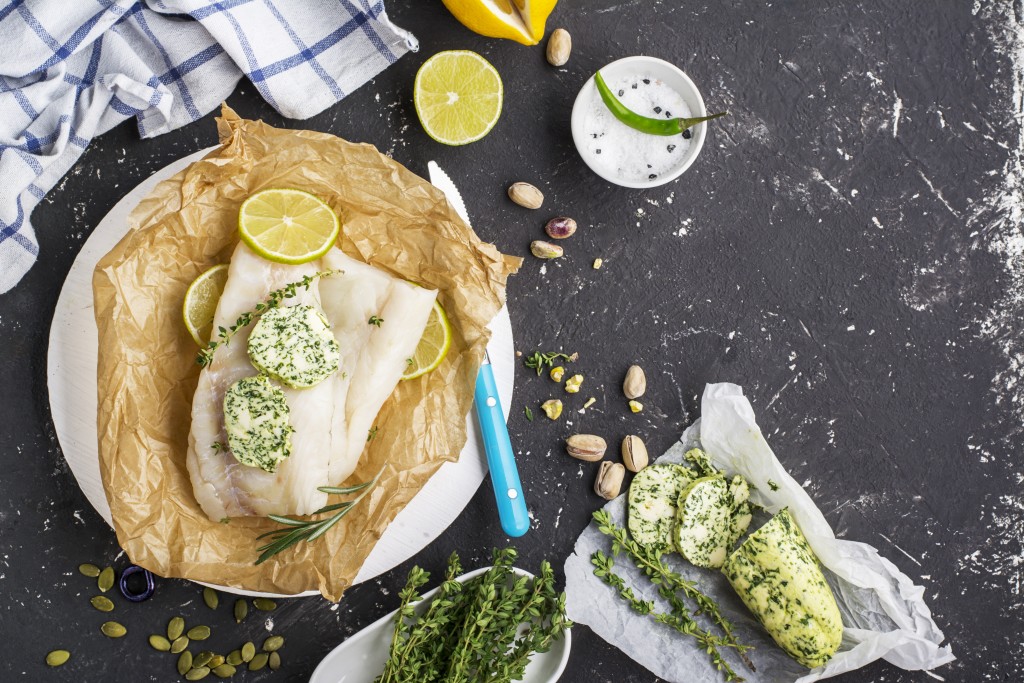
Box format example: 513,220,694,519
402,300,452,380
183,264,230,346
238,188,340,265
414,51,503,146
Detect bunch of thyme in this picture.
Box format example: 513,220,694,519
196,269,338,367
592,509,755,679
522,350,576,376
376,548,571,683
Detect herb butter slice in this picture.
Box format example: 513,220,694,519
673,476,734,568
723,508,843,668
247,304,340,388
627,464,695,553
224,375,294,473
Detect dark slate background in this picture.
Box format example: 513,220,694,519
2,1,1021,681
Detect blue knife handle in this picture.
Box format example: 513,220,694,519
474,364,530,537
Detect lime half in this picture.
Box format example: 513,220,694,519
402,300,452,380
183,264,230,346
238,188,340,265
414,51,504,146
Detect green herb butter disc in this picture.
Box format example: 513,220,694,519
223,375,294,473
247,304,340,388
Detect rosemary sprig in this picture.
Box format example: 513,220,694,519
196,269,339,368
592,509,755,675
523,350,577,376
591,550,744,682
254,472,380,565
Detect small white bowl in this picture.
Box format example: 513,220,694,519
571,56,708,189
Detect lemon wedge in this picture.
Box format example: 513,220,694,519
441,0,557,45
183,264,230,346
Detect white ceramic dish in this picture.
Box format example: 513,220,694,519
47,146,515,598
309,566,572,683
571,56,708,189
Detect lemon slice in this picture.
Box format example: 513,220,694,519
183,264,230,346
414,51,503,146
402,300,452,380
238,189,340,264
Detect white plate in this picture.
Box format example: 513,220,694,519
309,566,571,683
46,146,514,598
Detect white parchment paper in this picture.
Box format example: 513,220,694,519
564,382,955,682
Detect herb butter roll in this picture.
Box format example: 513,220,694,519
723,508,844,668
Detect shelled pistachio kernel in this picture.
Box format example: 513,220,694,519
203,586,219,610
177,651,193,676
90,595,115,612
241,641,256,662
187,625,211,641
252,598,277,611
170,636,189,654
592,258,603,270
97,566,115,592
78,563,101,578
249,652,270,671
185,667,210,681
530,240,563,259
549,366,565,382
100,621,126,638
233,598,248,623
628,400,644,413
540,399,563,420
167,616,185,640
564,374,584,394
46,650,70,667
148,634,172,652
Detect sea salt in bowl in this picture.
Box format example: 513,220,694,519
571,56,708,189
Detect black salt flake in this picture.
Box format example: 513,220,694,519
643,78,650,84
653,106,662,114
667,144,676,153
682,129,692,139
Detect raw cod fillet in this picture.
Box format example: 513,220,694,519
186,243,437,520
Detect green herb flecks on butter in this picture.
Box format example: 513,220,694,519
723,508,843,668
247,304,340,388
224,375,294,473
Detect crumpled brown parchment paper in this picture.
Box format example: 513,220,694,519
92,106,520,600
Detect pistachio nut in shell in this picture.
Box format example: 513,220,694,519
546,28,572,67
621,435,649,472
566,434,607,461
623,364,647,399
508,182,544,209
594,461,626,500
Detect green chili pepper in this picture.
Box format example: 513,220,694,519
594,71,727,136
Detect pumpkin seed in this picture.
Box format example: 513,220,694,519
78,563,100,578
149,634,171,652
187,625,211,641
208,655,225,669
177,651,193,676
268,651,280,671
90,595,115,612
248,652,269,671
45,650,70,667
186,667,210,681
240,641,255,662
100,621,126,638
252,598,276,611
97,567,115,592
262,635,284,652
193,651,215,669
233,599,247,624
167,616,185,640
170,636,189,654
226,650,242,666
203,586,219,610
212,663,236,678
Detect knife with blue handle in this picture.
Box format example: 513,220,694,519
428,161,530,538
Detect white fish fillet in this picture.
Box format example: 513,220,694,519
187,243,437,520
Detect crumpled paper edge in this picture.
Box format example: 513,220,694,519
564,382,955,682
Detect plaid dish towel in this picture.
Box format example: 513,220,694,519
0,0,417,294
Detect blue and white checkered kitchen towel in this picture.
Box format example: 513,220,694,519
0,0,417,294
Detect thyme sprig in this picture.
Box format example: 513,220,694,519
196,269,339,367
254,470,380,565
592,510,755,677
376,548,571,683
523,350,577,376
591,550,744,682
